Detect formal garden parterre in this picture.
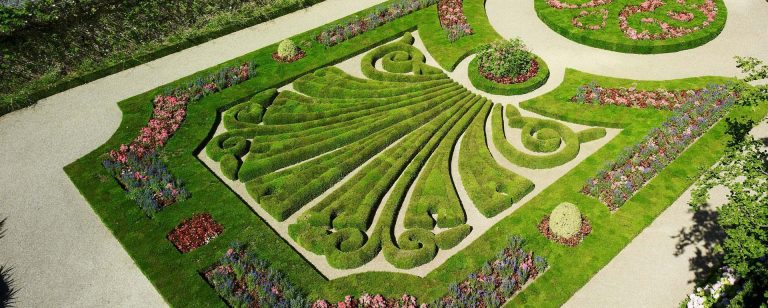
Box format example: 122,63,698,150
60,0,768,306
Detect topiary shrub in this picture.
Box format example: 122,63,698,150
549,202,581,239
277,39,299,58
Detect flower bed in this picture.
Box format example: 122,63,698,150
167,213,224,253
207,237,546,307
468,56,549,95
437,0,473,42
103,62,253,216
316,0,437,47
571,82,704,110
272,50,306,63
581,84,735,210
205,243,309,306
431,237,547,307
538,216,592,246
619,0,719,41
546,0,612,9
683,267,739,308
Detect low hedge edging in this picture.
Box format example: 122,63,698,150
468,55,549,95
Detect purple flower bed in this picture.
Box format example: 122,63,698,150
316,0,437,47
582,84,735,210
207,237,546,307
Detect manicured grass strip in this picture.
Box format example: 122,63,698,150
459,102,534,218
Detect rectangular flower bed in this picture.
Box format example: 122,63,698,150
167,213,223,253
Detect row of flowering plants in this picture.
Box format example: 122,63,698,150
103,61,255,217
316,0,437,47
581,84,736,210
205,242,310,307
207,236,546,307
431,236,548,307
167,213,224,253
683,267,738,308
437,0,473,42
571,81,705,110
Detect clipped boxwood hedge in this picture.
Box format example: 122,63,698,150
468,55,549,95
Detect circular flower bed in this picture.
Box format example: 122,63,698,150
468,39,549,95
535,0,727,53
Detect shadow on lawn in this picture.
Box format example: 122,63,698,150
1,217,19,308
671,202,725,284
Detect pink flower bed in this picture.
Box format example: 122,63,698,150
167,213,223,253
571,82,705,110
312,294,424,308
438,0,473,42
619,0,718,41
104,62,254,216
547,0,612,9
572,9,608,30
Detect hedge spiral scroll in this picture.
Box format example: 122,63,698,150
490,104,607,169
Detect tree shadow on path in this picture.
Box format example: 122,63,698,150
1,216,19,308
671,202,725,284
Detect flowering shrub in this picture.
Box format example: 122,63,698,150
205,243,309,307
476,38,539,84
274,39,306,63
167,213,224,253
316,0,437,47
683,267,739,308
582,84,735,210
437,0,473,42
538,204,592,247
619,0,718,41
431,236,548,307
571,82,704,110
103,61,254,216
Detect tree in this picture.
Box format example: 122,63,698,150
690,57,768,306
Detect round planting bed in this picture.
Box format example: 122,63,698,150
468,55,550,95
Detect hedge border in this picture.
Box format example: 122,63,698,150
468,55,550,95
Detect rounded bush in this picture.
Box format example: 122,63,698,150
277,39,299,58
476,38,532,78
468,55,549,95
549,202,582,238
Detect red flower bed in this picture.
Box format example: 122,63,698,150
167,213,223,253
272,50,306,63
538,216,592,247
479,59,539,84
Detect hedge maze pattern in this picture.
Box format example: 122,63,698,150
206,34,607,269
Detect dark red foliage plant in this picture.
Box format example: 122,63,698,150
167,213,223,253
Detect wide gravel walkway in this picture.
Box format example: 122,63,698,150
0,0,385,306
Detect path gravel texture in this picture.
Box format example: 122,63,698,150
0,0,386,306
0,0,766,306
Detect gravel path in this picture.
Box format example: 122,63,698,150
0,0,386,306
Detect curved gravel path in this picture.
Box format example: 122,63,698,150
0,0,386,306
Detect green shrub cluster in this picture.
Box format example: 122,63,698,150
277,39,300,58
459,101,535,218
549,202,581,238
476,38,532,78
468,55,550,95
491,104,606,169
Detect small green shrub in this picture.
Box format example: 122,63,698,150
435,224,472,249
549,202,582,238
220,155,240,181
277,39,299,58
476,38,532,78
